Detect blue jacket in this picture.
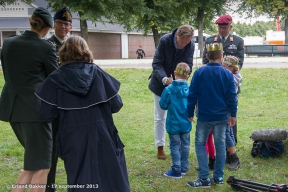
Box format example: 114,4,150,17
187,62,237,122
159,80,192,135
148,28,194,96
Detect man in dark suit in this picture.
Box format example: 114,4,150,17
46,7,72,192
0,7,58,190
202,14,244,70
148,25,195,160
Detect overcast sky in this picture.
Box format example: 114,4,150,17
225,3,274,24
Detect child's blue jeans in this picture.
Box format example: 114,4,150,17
168,132,190,173
226,126,236,148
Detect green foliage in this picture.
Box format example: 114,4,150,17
1,67,288,191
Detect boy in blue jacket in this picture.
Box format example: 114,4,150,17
187,43,237,188
159,62,192,179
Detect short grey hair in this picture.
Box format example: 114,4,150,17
176,25,194,39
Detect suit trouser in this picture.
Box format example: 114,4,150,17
154,94,167,147
46,119,59,192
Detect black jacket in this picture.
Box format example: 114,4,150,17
35,62,130,191
148,28,194,96
0,30,58,122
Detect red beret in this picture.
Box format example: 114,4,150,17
215,14,232,25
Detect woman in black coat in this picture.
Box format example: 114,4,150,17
35,35,130,192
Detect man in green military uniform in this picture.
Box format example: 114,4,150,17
203,14,244,70
48,7,72,53
46,7,72,192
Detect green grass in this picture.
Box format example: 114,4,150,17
0,68,288,192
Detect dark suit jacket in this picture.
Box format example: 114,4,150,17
202,34,244,69
148,28,194,96
0,30,58,122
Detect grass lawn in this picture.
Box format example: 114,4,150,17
0,67,288,192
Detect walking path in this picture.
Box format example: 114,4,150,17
1,56,287,69
94,56,288,69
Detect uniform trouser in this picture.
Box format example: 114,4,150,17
154,94,167,147
46,119,59,192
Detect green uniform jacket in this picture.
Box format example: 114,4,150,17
48,34,62,53
0,31,58,122
202,34,244,69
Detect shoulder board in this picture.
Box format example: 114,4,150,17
7,35,18,38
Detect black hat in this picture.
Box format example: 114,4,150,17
54,7,72,23
33,7,54,28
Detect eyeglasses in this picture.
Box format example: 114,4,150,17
55,20,71,27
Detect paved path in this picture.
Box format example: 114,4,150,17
1,56,287,69
94,56,288,69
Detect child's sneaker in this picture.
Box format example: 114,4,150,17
187,178,211,188
181,170,187,175
163,170,182,179
211,177,224,185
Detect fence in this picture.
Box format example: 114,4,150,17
245,44,288,57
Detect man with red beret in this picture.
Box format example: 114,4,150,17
203,14,244,70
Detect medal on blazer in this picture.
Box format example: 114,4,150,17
230,36,234,42
228,44,237,50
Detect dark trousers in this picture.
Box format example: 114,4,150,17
232,122,237,145
46,119,59,192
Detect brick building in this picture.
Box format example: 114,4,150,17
0,0,156,59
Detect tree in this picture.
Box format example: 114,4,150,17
116,0,192,48
238,0,288,43
186,0,228,58
46,0,142,42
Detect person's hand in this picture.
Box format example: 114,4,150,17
164,77,173,85
227,116,236,127
188,117,194,122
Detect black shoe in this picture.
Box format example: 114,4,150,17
229,153,241,170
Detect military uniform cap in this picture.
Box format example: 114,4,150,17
33,7,53,28
215,14,232,25
54,7,72,23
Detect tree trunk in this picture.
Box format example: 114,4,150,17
285,18,288,44
151,26,160,48
197,7,204,59
78,11,88,42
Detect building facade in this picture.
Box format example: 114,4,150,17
0,0,156,59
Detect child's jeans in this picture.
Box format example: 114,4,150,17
169,132,190,173
226,126,236,148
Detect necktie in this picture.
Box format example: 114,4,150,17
222,37,225,44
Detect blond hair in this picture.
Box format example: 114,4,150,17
175,62,190,78
222,55,239,72
59,35,94,63
176,25,194,39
